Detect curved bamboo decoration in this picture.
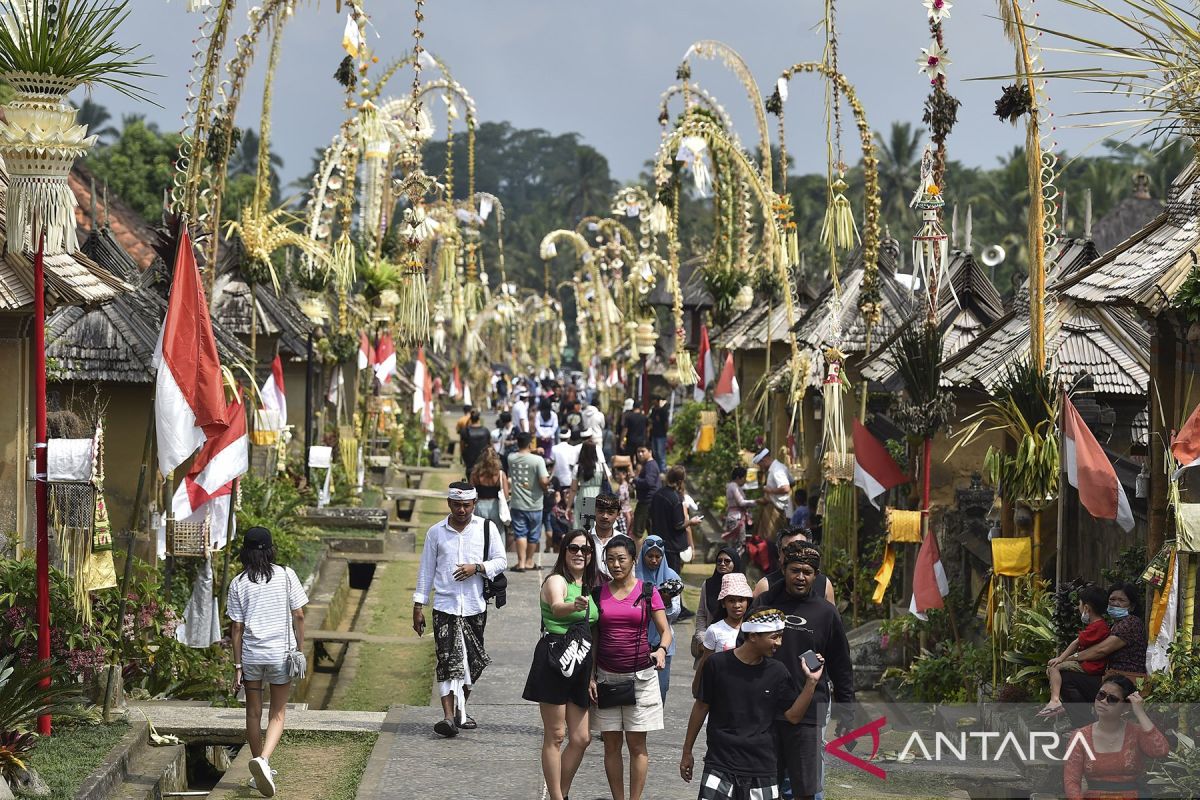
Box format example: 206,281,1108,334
658,83,737,141
365,50,455,103
680,41,773,189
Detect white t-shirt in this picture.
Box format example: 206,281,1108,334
766,460,792,513
512,399,529,432
551,441,581,487
226,565,308,665
702,619,740,653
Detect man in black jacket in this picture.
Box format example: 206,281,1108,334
460,410,492,479
754,545,854,800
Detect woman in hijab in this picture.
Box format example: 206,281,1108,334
691,545,743,661
636,535,683,704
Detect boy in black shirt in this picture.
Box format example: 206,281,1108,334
680,608,823,800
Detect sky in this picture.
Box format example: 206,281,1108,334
89,1,1147,190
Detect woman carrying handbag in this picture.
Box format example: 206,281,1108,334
523,530,599,800
589,535,672,800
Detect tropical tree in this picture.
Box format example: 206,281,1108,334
875,121,924,227
73,97,118,144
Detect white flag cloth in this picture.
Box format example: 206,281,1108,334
259,355,287,432
1146,550,1179,674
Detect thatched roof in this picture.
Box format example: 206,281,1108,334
47,226,250,383
1055,159,1200,312
210,235,314,358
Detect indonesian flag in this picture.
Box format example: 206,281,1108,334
713,352,740,413
606,364,621,388
450,366,461,399
326,368,344,406
258,355,287,432
357,331,375,371
853,420,909,508
413,347,434,431
910,529,949,620
154,224,227,477
174,393,248,514
1172,402,1200,477
374,332,397,385
1063,396,1134,532
463,381,472,407
694,324,714,402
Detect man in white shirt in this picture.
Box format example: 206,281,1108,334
752,448,792,546
550,429,583,489
589,492,627,580
511,391,530,434
581,401,605,442
412,482,507,738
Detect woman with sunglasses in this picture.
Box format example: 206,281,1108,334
524,530,599,800
1062,675,1168,799
591,534,672,800
691,545,743,662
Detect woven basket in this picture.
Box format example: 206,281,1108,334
168,517,211,558
822,451,855,483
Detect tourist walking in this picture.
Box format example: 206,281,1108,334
649,396,670,469
752,448,791,546
460,409,493,479
679,608,824,800
524,529,599,800
512,389,530,433
692,546,744,660
650,465,700,574
412,482,508,738
753,530,836,605
690,572,754,697
509,432,550,572
536,396,560,457
723,467,755,552
469,447,510,530
756,545,854,800
636,536,684,703
590,492,624,580
591,535,672,800
621,400,649,457
571,437,610,528
227,526,309,798
631,446,661,538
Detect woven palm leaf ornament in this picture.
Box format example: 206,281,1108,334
909,145,957,318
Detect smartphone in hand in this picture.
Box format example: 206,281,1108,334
800,649,823,674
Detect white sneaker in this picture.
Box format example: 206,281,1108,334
249,756,276,797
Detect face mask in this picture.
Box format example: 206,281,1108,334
1108,606,1130,619
1080,611,1090,624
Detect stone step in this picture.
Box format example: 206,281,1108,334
203,742,255,800
103,742,187,800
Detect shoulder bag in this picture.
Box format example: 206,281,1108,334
281,568,307,680
544,583,593,678
481,519,508,608
594,580,655,708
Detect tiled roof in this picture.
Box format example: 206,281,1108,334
1055,159,1200,312
711,302,801,351
211,235,314,357
70,163,162,271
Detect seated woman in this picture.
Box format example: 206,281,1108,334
1059,583,1148,727
1062,675,1168,800
1039,586,1110,717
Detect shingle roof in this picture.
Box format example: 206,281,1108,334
711,301,802,351
1092,194,1164,256
1055,159,1200,312
47,227,251,383
211,235,314,358
645,256,715,310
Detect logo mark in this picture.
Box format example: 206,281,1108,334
825,716,887,780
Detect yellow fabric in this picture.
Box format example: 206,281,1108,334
872,543,895,604
693,424,716,453
991,537,1032,577
886,509,923,543
1150,548,1177,638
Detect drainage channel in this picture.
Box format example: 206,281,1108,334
300,559,378,710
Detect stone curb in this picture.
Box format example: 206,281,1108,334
352,705,403,800
73,719,149,800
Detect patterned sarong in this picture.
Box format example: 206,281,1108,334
433,610,490,685
697,766,780,800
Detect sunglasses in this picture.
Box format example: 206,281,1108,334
716,557,735,565
1096,689,1125,705
566,543,594,555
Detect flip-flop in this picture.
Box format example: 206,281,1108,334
512,566,525,573
1035,704,1065,718
434,719,458,738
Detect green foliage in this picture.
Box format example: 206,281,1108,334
890,323,954,438
1100,543,1148,589
0,0,153,100
25,721,129,800
883,640,990,703
1150,732,1200,798
1143,639,1200,705
83,117,181,224
0,728,37,784
0,655,84,734
236,474,318,567
701,263,748,327
667,401,762,513
823,539,890,621
1000,605,1059,702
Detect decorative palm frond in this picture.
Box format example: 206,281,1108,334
225,205,328,295
0,0,154,101
0,655,84,733
889,323,954,438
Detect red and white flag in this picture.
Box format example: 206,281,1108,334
1064,395,1134,531
326,368,344,406
374,332,397,385
175,393,248,513
713,352,740,413
450,365,462,399
357,331,375,371
412,347,434,432
1172,403,1200,477
694,324,714,402
258,355,287,432
154,225,227,477
910,529,949,620
606,363,621,388
853,420,909,508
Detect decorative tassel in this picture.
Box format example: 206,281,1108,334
820,176,859,253
398,266,430,343
648,202,670,235
675,344,698,387
332,237,356,293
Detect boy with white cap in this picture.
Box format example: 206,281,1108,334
752,448,791,547
680,607,824,800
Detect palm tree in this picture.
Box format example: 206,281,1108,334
875,121,924,226
555,145,615,222
229,128,284,178
73,98,119,144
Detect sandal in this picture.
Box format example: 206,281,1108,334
455,712,478,730
434,719,458,738
1036,703,1064,718
512,566,525,573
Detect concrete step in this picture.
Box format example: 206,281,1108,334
103,742,187,800
204,743,254,800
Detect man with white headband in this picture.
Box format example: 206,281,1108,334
753,448,792,550
680,607,824,800
413,481,507,738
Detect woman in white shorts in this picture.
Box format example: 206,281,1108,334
589,534,671,800
227,527,308,798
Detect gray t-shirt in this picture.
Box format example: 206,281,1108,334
508,451,548,512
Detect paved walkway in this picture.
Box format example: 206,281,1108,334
356,554,702,800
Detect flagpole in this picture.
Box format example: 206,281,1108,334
33,231,51,736
1055,379,1067,590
